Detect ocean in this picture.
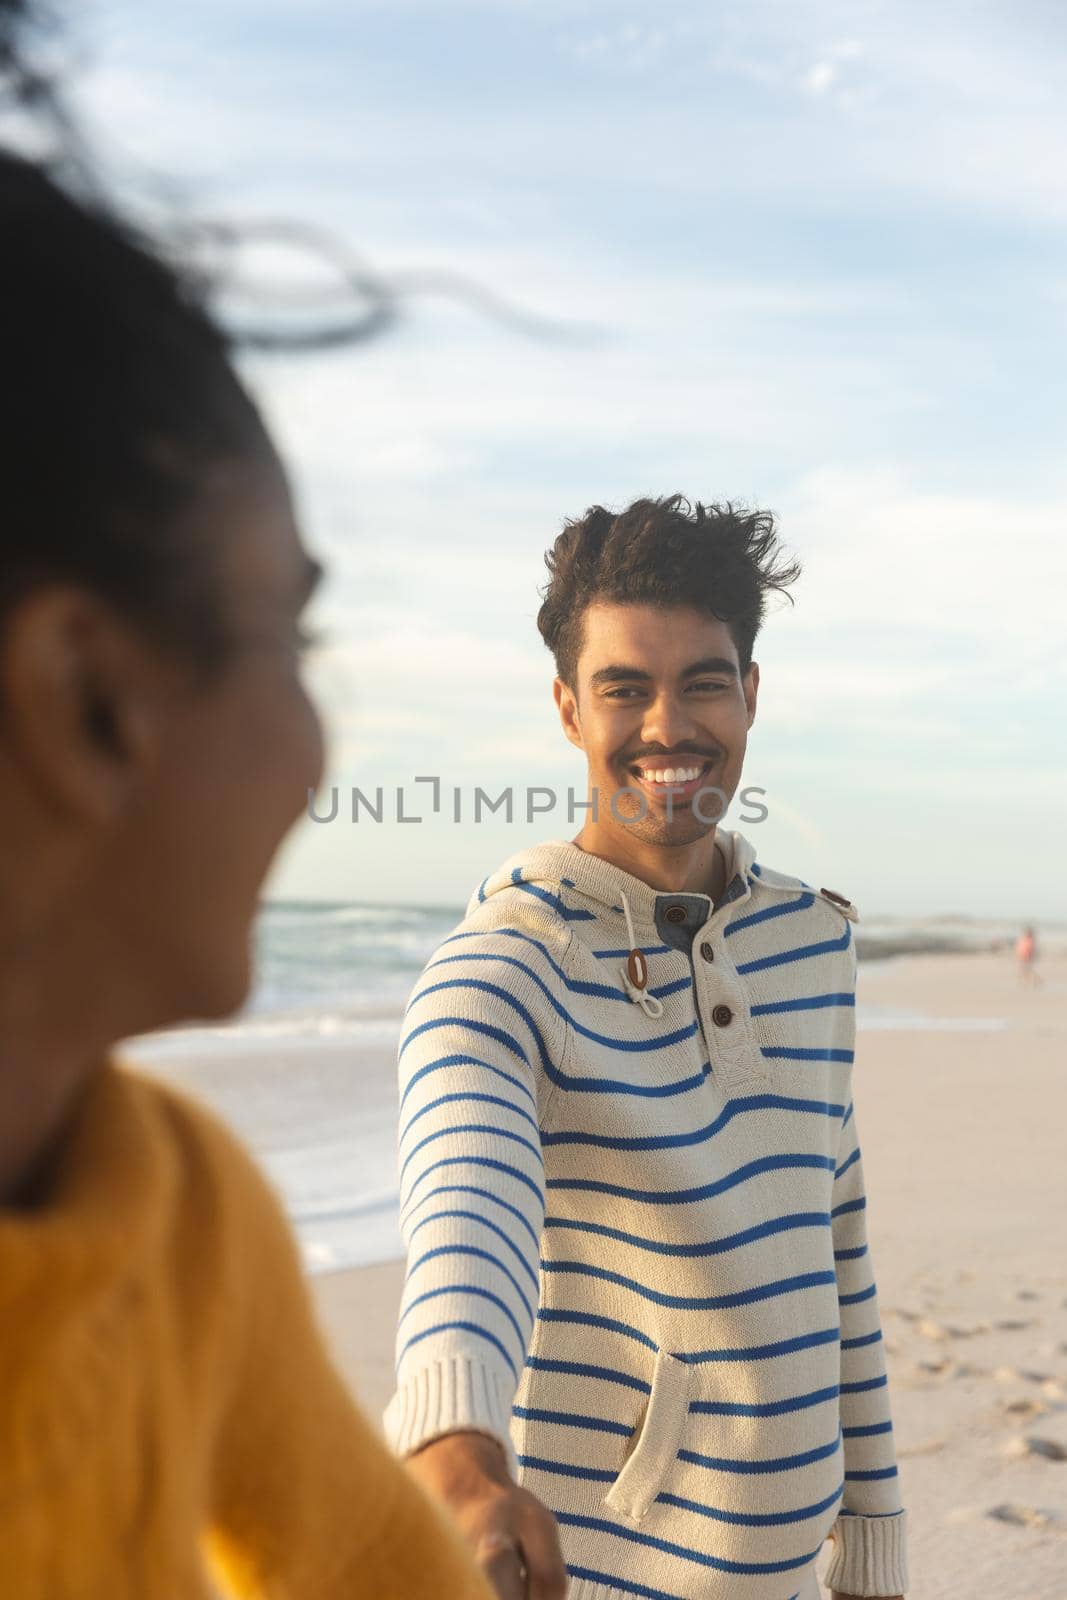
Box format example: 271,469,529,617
122,900,1061,1277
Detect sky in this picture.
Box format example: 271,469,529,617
36,2,1067,915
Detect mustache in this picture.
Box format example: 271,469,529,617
623,750,721,763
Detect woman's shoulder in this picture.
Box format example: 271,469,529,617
110,1057,297,1269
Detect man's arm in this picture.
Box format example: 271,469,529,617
383,931,569,1599
185,1102,496,1600
823,1097,908,1599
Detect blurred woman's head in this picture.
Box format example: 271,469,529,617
0,152,325,1041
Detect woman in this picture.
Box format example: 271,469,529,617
0,150,492,1599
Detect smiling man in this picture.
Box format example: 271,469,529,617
385,496,908,1600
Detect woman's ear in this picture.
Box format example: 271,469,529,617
0,586,164,825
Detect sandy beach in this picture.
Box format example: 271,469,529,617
310,950,1067,1600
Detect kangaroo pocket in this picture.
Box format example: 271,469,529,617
603,1348,693,1523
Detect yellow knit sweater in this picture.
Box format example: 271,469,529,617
0,1058,493,1599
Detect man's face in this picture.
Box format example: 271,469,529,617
555,599,758,848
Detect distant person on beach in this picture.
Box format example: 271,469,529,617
385,497,908,1600
1015,926,1042,988
0,151,492,1600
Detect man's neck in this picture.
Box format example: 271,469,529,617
572,824,728,904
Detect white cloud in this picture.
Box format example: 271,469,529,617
803,61,837,96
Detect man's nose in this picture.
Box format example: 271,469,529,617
638,692,703,754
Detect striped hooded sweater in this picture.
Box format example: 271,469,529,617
384,831,908,1600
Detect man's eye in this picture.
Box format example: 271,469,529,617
604,687,642,699
689,680,727,692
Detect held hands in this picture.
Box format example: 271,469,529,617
405,1429,568,1600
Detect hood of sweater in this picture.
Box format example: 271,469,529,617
465,827,764,930
464,830,859,1024
464,830,763,1019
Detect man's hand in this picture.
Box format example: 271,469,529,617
404,1430,568,1600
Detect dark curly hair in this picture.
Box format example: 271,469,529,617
536,494,802,690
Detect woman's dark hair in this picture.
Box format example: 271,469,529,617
537,494,802,689
0,148,278,675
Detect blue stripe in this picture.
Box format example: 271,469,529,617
566,1566,687,1600
832,1196,867,1218
846,1466,899,1481
657,1481,843,1528
737,923,852,973
397,1282,525,1349
524,1356,651,1395
725,893,815,934
834,1244,868,1262
678,1436,842,1475
429,933,691,1005
399,1089,539,1142
511,871,597,919
691,1382,839,1418
535,1309,841,1365
752,991,855,1014
680,1326,840,1364
841,1374,888,1395
761,1046,854,1063
839,1282,877,1306
408,1209,540,1290
512,1406,633,1437
399,1121,543,1189
834,1146,862,1181
841,1329,883,1351
400,1154,543,1214
542,1210,831,1257
399,1051,536,1116
519,1454,615,1483
405,981,708,1098
540,1261,837,1311
546,1151,836,1205
399,1013,528,1068
552,1511,822,1577
397,1319,517,1379
536,1307,658,1352
406,1243,534,1321
543,1093,845,1150
414,975,700,1060
843,1421,893,1439
403,1183,540,1249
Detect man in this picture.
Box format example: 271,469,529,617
385,496,908,1600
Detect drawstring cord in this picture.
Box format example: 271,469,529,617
618,888,663,1019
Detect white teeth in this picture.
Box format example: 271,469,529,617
638,764,703,784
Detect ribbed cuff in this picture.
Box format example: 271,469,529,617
382,1356,517,1473
825,1509,909,1596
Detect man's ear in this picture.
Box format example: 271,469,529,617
744,660,760,728
0,586,164,825
553,676,585,752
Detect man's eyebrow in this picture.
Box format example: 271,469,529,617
589,656,739,687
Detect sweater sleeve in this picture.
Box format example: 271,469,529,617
382,926,560,1469
824,1097,909,1597
198,1113,494,1600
